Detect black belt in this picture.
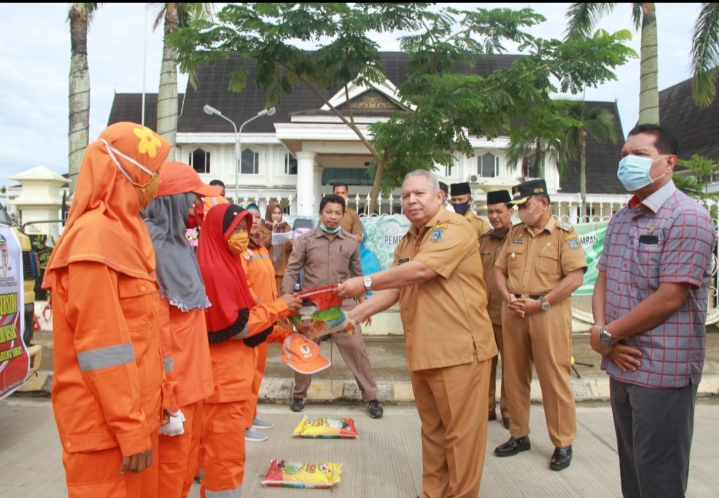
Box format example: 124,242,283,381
513,293,543,300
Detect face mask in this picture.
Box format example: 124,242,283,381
519,203,542,226
187,201,204,229
452,201,471,215
101,139,160,206
617,155,667,192
227,232,249,255
321,223,341,234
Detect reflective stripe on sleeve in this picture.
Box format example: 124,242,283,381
163,355,173,373
250,254,271,261
77,342,135,372
232,324,250,340
205,485,241,498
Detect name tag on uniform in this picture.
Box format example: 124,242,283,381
639,235,658,245
399,258,410,264
481,251,491,255
512,239,524,244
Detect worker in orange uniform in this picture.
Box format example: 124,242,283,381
196,203,302,497
42,122,170,497
145,161,223,497
242,203,293,442
202,180,228,212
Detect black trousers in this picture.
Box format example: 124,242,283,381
609,378,698,498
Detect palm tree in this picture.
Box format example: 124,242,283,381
565,3,658,125
68,3,100,194
555,100,619,204
153,3,213,161
505,133,561,180
690,3,719,108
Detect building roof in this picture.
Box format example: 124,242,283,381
559,100,626,195
106,93,184,132
659,77,719,161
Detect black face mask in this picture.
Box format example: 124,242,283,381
453,201,471,215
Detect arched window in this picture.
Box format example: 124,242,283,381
189,148,210,174
241,148,259,175
477,152,497,177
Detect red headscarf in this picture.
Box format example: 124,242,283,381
196,203,255,332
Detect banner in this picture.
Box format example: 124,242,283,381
269,214,605,294
0,226,29,400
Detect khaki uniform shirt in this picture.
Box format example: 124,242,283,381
393,209,497,371
464,210,489,245
495,217,587,296
479,228,509,325
281,226,362,295
340,207,363,240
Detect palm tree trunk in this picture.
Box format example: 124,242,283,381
157,3,179,160
369,158,386,214
68,4,91,194
580,131,587,205
638,3,659,124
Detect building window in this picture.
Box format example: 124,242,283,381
444,165,453,177
189,148,210,174
477,152,497,177
285,153,297,175
241,148,259,175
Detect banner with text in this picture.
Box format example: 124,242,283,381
0,226,29,400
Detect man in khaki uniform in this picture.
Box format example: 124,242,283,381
494,179,586,471
333,184,364,242
479,189,514,429
337,170,497,498
450,182,488,241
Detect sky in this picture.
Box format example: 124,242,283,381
0,3,703,188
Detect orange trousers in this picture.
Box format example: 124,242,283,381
248,342,269,425
62,429,159,498
158,400,203,498
199,400,249,498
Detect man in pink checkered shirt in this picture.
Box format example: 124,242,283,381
590,124,715,498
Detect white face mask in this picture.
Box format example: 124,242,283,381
519,202,543,226
100,139,154,183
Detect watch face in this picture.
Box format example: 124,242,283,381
541,302,550,310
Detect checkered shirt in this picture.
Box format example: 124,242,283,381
597,181,715,388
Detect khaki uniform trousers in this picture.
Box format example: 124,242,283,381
158,400,204,498
293,319,378,403
411,357,491,498
61,429,159,498
502,298,576,447
488,322,509,419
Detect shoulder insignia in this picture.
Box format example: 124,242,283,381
429,228,443,242
567,236,580,250
558,223,572,232
433,223,448,230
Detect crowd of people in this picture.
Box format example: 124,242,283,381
44,121,712,498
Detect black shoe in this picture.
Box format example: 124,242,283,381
494,436,531,457
290,397,305,412
502,417,510,430
550,446,572,471
366,400,384,418
488,411,497,421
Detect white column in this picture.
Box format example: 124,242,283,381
313,165,324,215
296,151,316,216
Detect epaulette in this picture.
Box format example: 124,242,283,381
558,223,572,231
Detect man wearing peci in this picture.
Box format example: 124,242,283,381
590,124,714,497
450,182,488,243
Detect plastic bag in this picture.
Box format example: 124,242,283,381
261,460,342,488
292,416,359,439
287,285,355,338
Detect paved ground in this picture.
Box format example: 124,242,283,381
2,398,718,497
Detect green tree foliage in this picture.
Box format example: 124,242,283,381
171,3,635,211
673,154,719,217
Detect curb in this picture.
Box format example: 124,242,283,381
15,372,719,404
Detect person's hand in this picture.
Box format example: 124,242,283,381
280,294,302,313
589,325,611,356
277,317,294,331
607,343,643,373
335,277,365,299
120,447,153,473
161,408,177,426
363,316,372,327
507,298,540,317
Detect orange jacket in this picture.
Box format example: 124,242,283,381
245,245,291,343
203,195,228,212
50,262,163,457
206,298,289,403
157,300,213,410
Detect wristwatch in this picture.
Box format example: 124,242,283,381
539,296,550,311
363,275,373,292
599,327,615,347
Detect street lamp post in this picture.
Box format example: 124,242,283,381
203,105,277,202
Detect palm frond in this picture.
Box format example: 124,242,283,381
691,3,719,108
564,3,615,40
584,107,619,143
631,3,643,31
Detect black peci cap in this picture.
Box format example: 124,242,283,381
486,190,512,206
450,182,471,196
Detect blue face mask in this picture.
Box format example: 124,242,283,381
452,201,471,215
321,223,341,234
617,155,667,192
